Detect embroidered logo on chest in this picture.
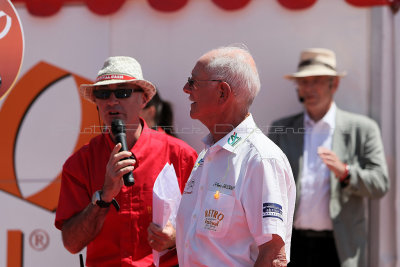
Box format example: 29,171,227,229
212,181,235,191
204,209,225,231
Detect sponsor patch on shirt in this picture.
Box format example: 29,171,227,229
262,203,283,221
183,179,195,194
212,182,235,191
227,132,242,147
195,158,204,168
209,181,235,196
204,209,225,231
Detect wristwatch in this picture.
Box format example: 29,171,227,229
92,190,112,208
339,164,351,188
92,190,120,211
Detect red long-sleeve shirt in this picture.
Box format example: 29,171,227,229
55,122,197,266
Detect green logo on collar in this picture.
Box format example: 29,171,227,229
228,132,241,147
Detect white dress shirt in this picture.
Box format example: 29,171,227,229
294,103,337,231
176,114,296,266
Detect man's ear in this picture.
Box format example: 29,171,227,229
141,93,149,108
330,77,339,94
218,82,232,104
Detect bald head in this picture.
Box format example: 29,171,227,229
200,46,261,110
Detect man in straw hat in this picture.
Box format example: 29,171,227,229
175,45,296,266
268,48,389,267
55,56,197,266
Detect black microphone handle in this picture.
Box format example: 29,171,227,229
115,132,135,186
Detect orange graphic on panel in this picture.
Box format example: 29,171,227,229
0,61,98,211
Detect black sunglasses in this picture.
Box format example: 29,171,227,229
93,88,144,99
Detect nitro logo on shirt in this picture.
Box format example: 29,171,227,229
262,203,283,221
227,132,241,147
204,209,225,231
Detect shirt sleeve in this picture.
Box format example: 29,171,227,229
54,153,91,230
241,155,295,259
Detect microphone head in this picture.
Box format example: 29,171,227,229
111,119,126,134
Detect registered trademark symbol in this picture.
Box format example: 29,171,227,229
29,229,49,251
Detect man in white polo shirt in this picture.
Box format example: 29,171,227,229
175,45,296,266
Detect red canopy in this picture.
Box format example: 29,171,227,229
11,0,399,16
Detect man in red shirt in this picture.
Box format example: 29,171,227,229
55,56,197,266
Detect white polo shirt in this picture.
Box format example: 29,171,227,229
176,114,296,266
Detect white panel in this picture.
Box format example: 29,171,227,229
369,7,397,267
395,9,400,267
14,6,111,83
0,191,84,267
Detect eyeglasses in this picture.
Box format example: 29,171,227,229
93,88,143,99
187,77,223,88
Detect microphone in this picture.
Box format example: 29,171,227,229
111,119,135,186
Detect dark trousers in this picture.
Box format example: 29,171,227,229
289,229,341,267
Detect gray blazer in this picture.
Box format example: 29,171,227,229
268,108,389,267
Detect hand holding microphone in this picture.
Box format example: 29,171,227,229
111,119,135,187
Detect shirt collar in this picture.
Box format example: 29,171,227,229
202,114,258,154
304,102,337,128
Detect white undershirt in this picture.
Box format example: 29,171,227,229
294,103,336,231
